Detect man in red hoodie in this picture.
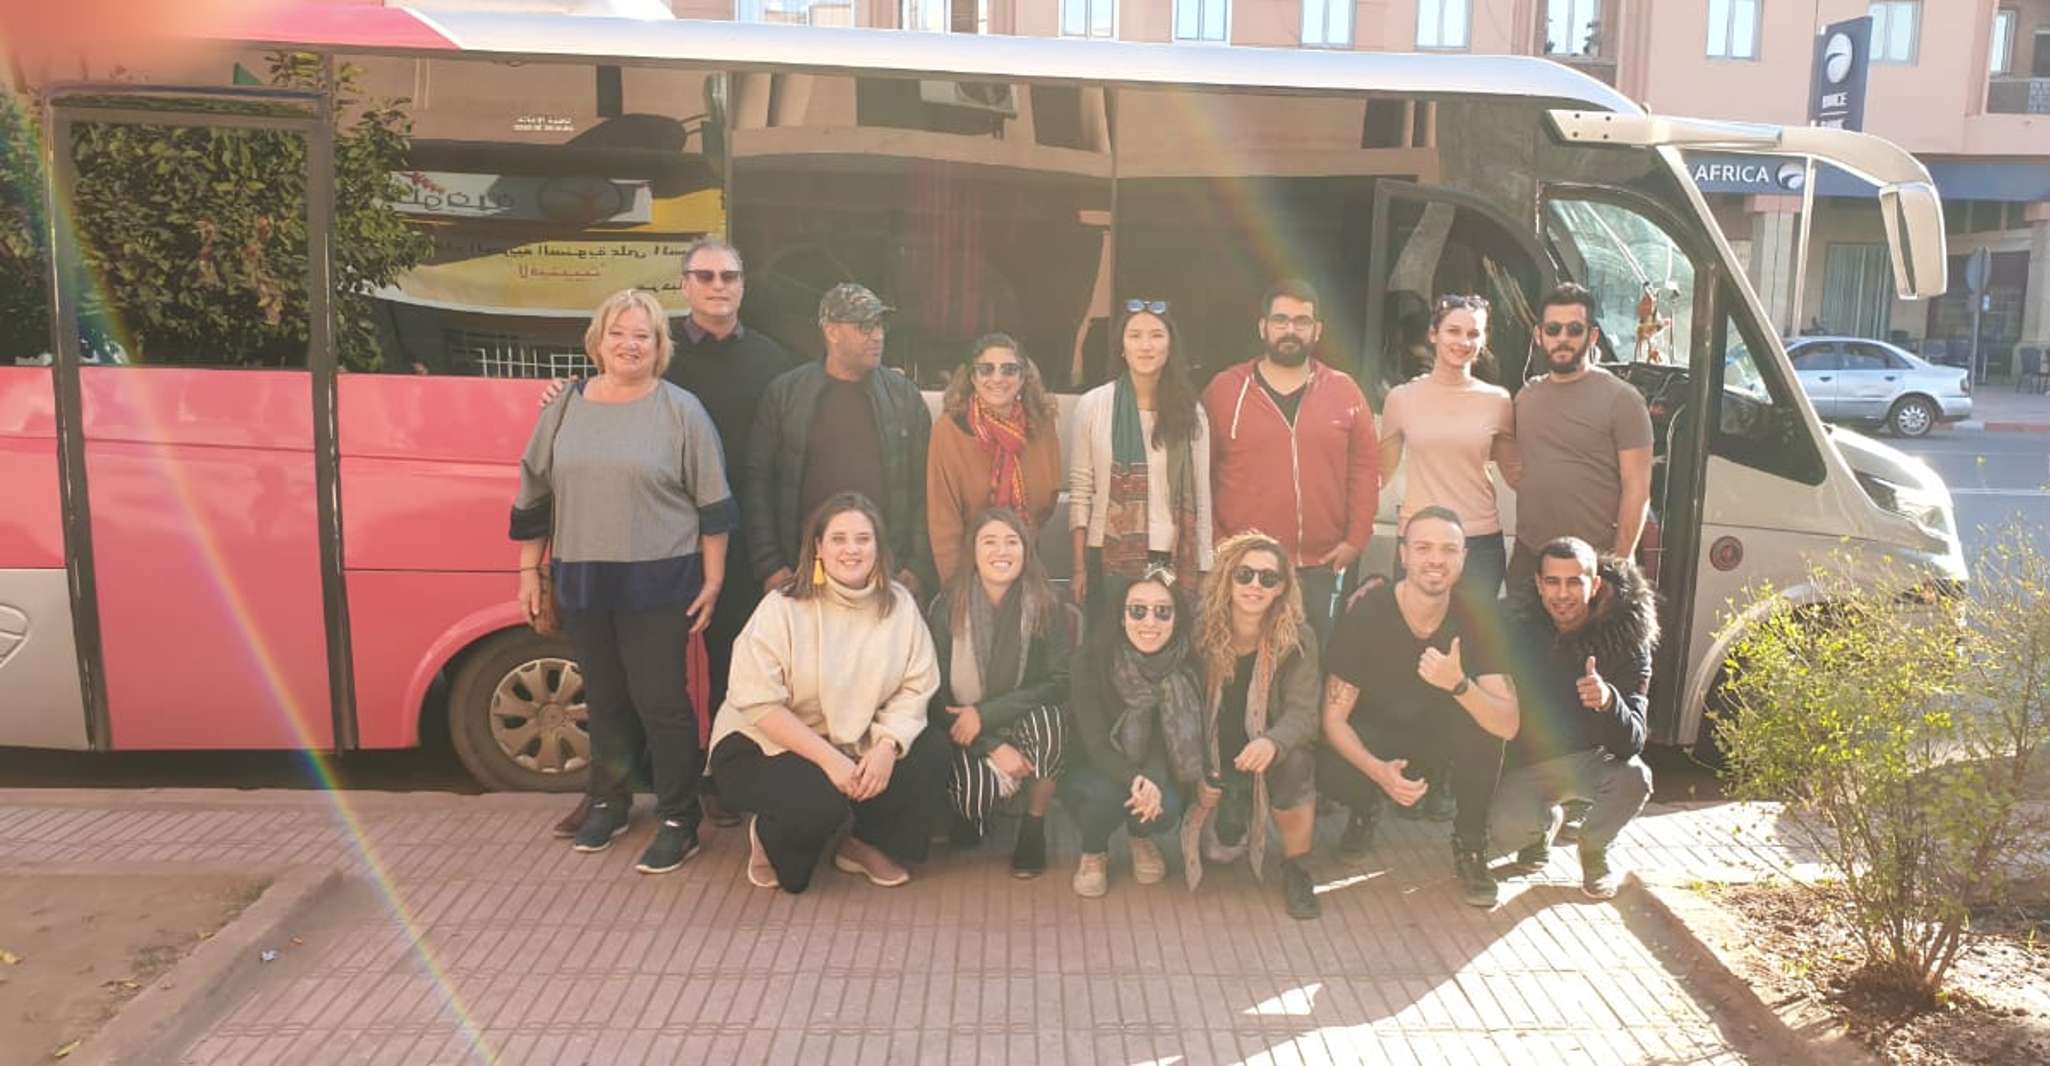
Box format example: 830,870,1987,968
1202,280,1379,644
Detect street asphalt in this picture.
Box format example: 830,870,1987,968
1900,424,2050,567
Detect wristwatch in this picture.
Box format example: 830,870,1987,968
1450,676,1472,697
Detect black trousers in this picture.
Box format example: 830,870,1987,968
710,726,950,894
565,605,702,826
1315,709,1505,852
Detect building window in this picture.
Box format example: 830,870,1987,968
1868,1,1919,64
1416,0,1469,50
1175,0,1227,42
1992,8,2016,75
1302,0,1351,47
1545,0,1600,57
738,0,860,26
1706,0,1759,60
1062,0,1114,38
903,0,946,32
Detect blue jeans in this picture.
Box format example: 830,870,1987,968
1062,763,1187,854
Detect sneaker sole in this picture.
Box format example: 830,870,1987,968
1011,865,1045,880
570,822,629,853
634,843,702,875
833,853,910,887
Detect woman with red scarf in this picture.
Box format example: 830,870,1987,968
927,334,1064,584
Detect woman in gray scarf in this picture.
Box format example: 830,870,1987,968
1062,569,1205,898
926,508,1077,878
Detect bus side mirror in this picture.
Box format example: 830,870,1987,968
1878,182,1948,301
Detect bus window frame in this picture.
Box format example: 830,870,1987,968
42,82,356,751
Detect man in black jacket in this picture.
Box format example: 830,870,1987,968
745,283,932,599
1490,536,1657,900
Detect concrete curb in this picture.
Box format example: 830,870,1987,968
1951,418,2050,433
67,864,345,1066
1619,876,1884,1066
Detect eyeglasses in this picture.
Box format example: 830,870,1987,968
1231,565,1283,589
972,362,1023,379
1265,314,1318,331
1124,298,1170,315
1125,603,1176,622
1540,321,1590,338
685,269,743,285
1436,294,1491,312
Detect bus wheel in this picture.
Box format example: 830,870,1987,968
447,630,590,793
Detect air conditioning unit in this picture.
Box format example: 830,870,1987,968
918,80,1017,117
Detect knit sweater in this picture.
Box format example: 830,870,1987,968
926,413,1065,584
708,578,938,760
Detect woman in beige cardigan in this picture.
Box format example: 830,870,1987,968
708,492,945,893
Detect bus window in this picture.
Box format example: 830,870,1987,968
1543,197,1697,374
352,57,728,377
1716,299,1825,485
1,91,48,366
729,71,1113,391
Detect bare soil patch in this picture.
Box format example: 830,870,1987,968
1712,881,2050,1064
0,871,265,1064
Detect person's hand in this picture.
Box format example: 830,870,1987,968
764,567,794,597
988,743,1034,781
1319,541,1362,574
895,568,921,600
1234,737,1278,774
685,579,721,635
825,751,862,798
1418,637,1467,693
1126,775,1164,823
518,569,545,621
1373,758,1429,807
948,705,982,746
539,377,571,407
1577,656,1613,711
1069,570,1088,609
850,738,899,801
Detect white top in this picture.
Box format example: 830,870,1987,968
1066,381,1215,570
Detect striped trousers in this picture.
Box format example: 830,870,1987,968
947,704,1067,835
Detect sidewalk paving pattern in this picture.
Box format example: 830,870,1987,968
0,790,1820,1064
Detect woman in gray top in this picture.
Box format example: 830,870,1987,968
512,289,736,876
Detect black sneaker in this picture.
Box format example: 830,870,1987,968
1454,847,1499,909
550,795,594,839
1280,858,1321,920
1010,816,1047,879
1580,844,1622,900
1336,811,1376,863
634,819,702,874
571,800,630,852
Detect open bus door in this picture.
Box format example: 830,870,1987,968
45,84,354,752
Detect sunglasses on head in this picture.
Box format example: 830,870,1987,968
1125,603,1175,622
972,361,1022,379
1124,298,1170,315
1436,293,1490,311
685,269,743,284
1232,565,1283,589
1540,321,1590,338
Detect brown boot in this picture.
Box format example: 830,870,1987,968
550,796,594,839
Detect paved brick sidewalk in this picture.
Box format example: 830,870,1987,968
0,790,1818,1065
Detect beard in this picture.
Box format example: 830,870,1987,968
1265,337,1310,367
1546,343,1589,375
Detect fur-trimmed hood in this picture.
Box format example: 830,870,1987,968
1507,553,1660,665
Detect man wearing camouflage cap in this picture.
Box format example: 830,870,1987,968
743,282,934,598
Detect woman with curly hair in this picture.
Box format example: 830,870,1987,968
927,333,1064,584
1187,531,1324,920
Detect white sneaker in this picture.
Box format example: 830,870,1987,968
1130,835,1166,885
1073,852,1109,898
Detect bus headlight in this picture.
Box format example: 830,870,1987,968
1855,470,1953,542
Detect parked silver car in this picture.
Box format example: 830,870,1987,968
1786,336,1972,438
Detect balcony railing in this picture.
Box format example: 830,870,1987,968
1988,76,2050,115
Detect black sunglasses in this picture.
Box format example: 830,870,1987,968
1125,603,1175,622
685,269,743,284
1232,565,1283,589
1540,321,1590,338
972,361,1023,379
1124,298,1170,315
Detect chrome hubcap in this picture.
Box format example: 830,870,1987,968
1898,403,1931,434
489,657,589,774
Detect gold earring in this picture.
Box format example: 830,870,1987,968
812,557,827,586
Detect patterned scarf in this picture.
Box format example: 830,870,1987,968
947,581,1030,708
1108,632,1206,787
1101,373,1201,585
1183,643,1278,890
968,396,1031,513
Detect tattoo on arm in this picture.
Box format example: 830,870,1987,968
1323,677,1359,722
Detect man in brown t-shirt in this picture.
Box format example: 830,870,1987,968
1508,283,1654,583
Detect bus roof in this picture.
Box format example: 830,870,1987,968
209,4,1643,114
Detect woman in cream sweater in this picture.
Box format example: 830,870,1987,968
708,492,945,894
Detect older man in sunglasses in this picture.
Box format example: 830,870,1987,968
1507,283,1654,584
